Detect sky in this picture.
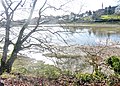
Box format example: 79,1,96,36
40,0,117,15
0,0,118,20
81,0,118,12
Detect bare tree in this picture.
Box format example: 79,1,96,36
0,0,47,74
0,0,75,75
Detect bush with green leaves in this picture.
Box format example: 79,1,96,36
75,71,107,83
75,73,92,83
42,65,61,79
11,56,61,79
106,56,120,75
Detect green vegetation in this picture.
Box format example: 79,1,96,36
101,15,120,20
12,56,61,79
75,71,107,84
11,55,120,77
82,16,92,21
0,55,120,85
106,56,120,75
43,53,81,58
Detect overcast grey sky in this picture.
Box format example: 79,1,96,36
0,0,118,20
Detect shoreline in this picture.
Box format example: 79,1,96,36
27,23,120,28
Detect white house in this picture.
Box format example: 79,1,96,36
115,5,120,15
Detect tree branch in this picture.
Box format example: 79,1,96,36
9,0,22,20
0,37,4,42
17,0,37,44
1,0,7,13
21,0,47,43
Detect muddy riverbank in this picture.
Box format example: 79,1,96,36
44,44,120,59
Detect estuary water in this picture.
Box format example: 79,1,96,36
1,24,120,64
28,25,120,64
41,25,120,46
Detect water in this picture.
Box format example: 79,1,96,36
1,25,120,65
42,26,120,69
43,26,120,46
28,25,120,65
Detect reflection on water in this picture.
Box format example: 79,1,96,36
1,25,120,64
51,26,120,45
28,26,120,66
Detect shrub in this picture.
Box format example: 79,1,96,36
106,56,120,75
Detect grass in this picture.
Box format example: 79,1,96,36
101,15,120,20
91,27,120,32
43,53,81,58
1,73,16,78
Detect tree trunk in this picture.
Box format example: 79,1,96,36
5,42,21,73
5,51,18,73
0,0,37,75
0,42,20,74
0,17,10,75
0,60,6,75
0,51,18,74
